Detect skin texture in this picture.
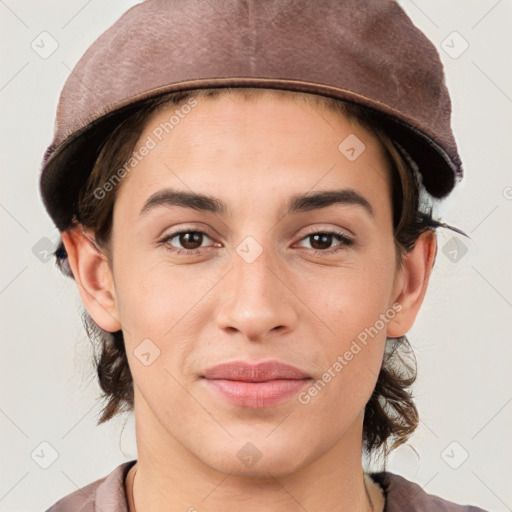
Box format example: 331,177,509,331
62,91,436,512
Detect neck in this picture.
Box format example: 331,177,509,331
128,391,384,512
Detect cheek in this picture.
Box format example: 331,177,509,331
311,253,398,335
113,264,176,337
112,249,226,367
295,273,393,430
302,248,398,387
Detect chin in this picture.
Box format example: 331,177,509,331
196,434,312,479
206,451,307,479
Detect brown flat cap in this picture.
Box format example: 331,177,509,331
40,0,463,231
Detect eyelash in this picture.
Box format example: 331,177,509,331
158,227,354,256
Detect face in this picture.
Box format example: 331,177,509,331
87,92,409,476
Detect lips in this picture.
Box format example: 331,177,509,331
202,360,311,408
203,360,310,381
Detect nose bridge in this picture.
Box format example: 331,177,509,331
215,235,297,340
233,238,279,298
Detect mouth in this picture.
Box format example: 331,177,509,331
201,360,312,408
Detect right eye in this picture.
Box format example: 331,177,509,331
158,229,220,255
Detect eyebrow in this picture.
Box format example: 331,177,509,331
139,187,373,218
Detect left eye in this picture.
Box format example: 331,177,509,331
297,230,354,253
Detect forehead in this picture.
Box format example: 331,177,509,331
114,91,393,221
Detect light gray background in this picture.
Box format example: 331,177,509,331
1,1,511,511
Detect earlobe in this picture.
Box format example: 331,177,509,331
61,225,121,333
387,230,437,337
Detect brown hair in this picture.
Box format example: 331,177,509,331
54,87,442,457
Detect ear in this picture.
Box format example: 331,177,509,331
387,229,437,337
60,225,121,332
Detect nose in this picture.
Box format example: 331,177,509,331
214,243,299,343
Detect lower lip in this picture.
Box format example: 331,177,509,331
203,378,310,408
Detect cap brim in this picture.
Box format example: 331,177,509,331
40,82,458,231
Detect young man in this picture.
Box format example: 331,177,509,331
39,1,487,511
